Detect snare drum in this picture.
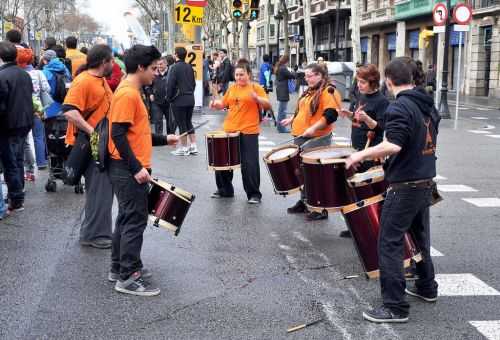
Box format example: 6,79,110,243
263,144,302,195
148,180,195,236
347,166,389,201
341,195,422,279
300,145,356,212
206,131,241,171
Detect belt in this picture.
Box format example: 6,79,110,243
389,179,434,190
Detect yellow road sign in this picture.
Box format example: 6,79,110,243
35,31,43,41
175,5,203,26
175,43,204,81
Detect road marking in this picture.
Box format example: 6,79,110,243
278,244,292,251
430,247,444,257
477,107,493,111
258,141,276,146
258,136,268,140
468,130,492,134
482,125,496,130
471,116,488,119
436,274,500,296
437,184,477,192
486,135,500,139
332,136,350,141
434,174,447,181
259,147,274,152
462,198,500,207
469,320,500,340
334,142,351,147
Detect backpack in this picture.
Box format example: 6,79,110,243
52,72,69,103
92,116,110,172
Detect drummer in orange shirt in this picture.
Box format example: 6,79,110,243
209,59,271,204
280,63,342,220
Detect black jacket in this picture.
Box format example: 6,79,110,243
152,70,169,106
217,58,233,84
0,62,34,136
350,91,389,150
383,87,440,183
275,65,296,102
166,60,196,107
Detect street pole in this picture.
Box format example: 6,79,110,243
275,13,281,58
334,0,341,61
438,0,452,119
242,20,249,59
454,30,463,128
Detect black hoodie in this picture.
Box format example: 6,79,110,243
383,87,441,183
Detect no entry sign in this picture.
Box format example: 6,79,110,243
453,3,472,25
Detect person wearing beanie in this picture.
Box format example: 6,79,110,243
41,49,72,118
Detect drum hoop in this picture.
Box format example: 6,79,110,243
305,204,343,213
206,131,240,138
365,257,415,279
263,144,299,164
341,194,385,214
273,186,302,196
300,145,353,165
148,215,179,234
208,164,241,171
151,179,194,203
347,175,385,188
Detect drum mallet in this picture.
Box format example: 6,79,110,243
287,318,324,333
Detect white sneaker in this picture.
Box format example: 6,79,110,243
171,148,190,156
189,144,198,155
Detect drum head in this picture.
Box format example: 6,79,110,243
348,166,385,186
301,146,354,164
266,145,298,161
206,131,240,138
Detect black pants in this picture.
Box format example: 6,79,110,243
109,160,149,280
379,183,438,315
171,105,194,135
0,133,28,205
151,102,176,135
215,134,261,199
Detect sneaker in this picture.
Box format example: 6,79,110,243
306,210,328,221
405,287,437,302
0,210,11,220
24,172,35,181
287,200,307,214
188,144,198,155
8,202,24,213
108,268,152,282
37,165,48,170
362,305,408,323
114,271,160,296
171,148,190,156
80,238,112,249
247,196,261,204
211,191,234,198
339,230,352,238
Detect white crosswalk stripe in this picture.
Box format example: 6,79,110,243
470,321,500,340
462,198,500,207
259,147,274,152
471,116,489,120
436,274,500,296
468,130,492,134
258,141,276,146
437,184,477,192
430,247,444,257
486,135,500,139
434,175,447,181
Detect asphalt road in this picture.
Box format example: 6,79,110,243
1,100,500,340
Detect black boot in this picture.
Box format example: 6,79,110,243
306,210,328,221
287,200,307,214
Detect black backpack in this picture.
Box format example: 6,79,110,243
52,71,69,103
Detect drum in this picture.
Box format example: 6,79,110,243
148,180,195,236
300,145,356,212
341,195,422,279
347,166,389,201
206,131,241,171
263,144,302,195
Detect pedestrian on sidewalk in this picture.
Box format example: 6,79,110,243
281,63,341,221
167,46,198,156
107,44,179,296
65,36,87,78
346,57,440,323
61,44,115,249
41,49,72,118
217,49,233,95
275,55,295,133
0,41,34,213
259,54,272,93
209,59,270,204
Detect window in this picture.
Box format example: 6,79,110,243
270,24,275,37
363,0,368,12
318,23,329,43
269,4,275,15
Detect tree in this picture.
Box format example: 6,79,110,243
303,0,314,63
350,0,361,64
278,0,290,57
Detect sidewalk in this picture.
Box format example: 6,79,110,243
447,92,500,110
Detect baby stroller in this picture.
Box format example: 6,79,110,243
44,115,84,194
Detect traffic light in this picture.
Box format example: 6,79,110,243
232,0,243,19
249,0,260,20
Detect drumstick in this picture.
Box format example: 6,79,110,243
287,319,324,333
364,131,375,150
178,120,210,138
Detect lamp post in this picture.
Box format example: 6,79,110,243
438,0,452,119
274,10,284,58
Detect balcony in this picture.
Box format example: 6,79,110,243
289,0,350,24
471,0,500,15
360,7,395,27
287,0,300,10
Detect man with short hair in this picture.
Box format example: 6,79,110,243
217,48,232,95
44,37,57,51
346,57,440,323
0,41,34,213
150,57,173,135
65,36,86,78
107,44,178,296
62,44,115,249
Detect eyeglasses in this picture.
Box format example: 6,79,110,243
304,73,319,79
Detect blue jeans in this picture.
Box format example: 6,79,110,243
0,134,27,205
0,179,6,218
33,116,48,167
277,101,289,133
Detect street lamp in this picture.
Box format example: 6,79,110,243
438,0,452,119
274,10,284,58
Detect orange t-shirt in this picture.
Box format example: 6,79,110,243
66,48,87,78
222,83,268,134
291,87,341,137
108,80,153,169
63,71,113,145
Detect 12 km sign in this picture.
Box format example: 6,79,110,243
175,5,204,26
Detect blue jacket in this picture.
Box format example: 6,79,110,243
259,62,271,87
43,59,72,117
